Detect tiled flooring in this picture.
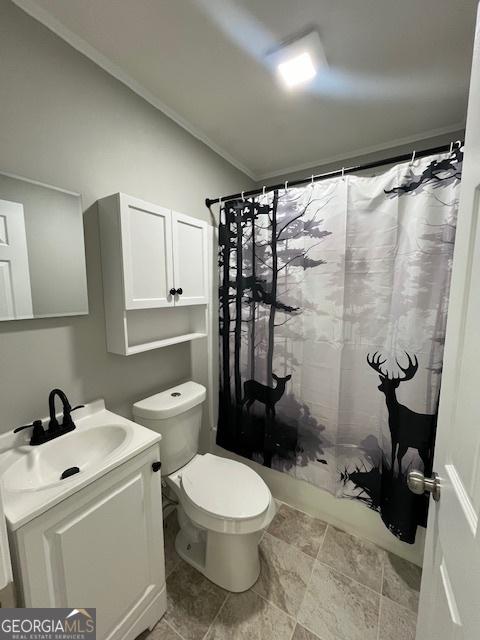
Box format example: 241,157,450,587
149,502,421,640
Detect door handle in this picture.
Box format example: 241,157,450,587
407,470,440,501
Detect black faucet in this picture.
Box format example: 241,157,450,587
13,389,84,446
48,388,84,435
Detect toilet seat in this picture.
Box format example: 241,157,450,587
182,453,270,519
167,454,274,534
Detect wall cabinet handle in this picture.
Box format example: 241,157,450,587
169,288,176,295
152,461,162,472
176,288,183,295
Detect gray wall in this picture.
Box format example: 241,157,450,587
0,0,252,431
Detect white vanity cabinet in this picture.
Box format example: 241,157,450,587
99,193,210,355
10,446,166,640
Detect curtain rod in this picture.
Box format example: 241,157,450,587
205,141,463,208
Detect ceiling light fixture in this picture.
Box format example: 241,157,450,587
278,52,316,88
267,29,327,90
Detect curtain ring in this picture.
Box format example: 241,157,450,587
411,150,416,165
449,141,453,155
341,167,345,181
311,175,315,187
456,139,462,149
262,185,266,197
284,180,288,193
241,191,245,202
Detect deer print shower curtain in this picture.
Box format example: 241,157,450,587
217,149,462,543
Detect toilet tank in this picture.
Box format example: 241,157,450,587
132,381,207,476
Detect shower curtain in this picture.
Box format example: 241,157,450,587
217,149,462,543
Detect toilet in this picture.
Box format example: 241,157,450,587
132,381,276,592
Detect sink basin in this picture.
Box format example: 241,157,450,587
2,424,128,493
0,400,161,530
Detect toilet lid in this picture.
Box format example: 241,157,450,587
180,454,271,520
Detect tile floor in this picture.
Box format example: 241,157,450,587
148,502,421,640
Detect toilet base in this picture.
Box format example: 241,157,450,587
174,510,262,592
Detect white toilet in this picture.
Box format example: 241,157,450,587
132,381,276,592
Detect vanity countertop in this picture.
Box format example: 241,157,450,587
0,400,161,530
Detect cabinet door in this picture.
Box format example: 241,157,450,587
171,211,208,306
120,194,174,309
15,449,165,640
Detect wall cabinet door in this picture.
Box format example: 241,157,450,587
120,194,174,310
13,448,165,640
172,211,208,306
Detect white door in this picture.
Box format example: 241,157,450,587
120,194,174,309
416,7,480,639
0,199,33,320
171,211,208,306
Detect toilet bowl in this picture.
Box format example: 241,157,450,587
133,381,275,592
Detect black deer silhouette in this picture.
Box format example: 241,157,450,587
241,374,292,419
367,352,436,474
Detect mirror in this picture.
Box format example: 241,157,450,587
0,172,88,320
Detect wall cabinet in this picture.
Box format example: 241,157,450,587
98,194,209,355
10,447,166,640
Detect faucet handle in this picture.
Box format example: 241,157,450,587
14,420,45,442
14,420,41,433
62,403,85,428
14,424,31,433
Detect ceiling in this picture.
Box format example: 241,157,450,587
14,0,476,180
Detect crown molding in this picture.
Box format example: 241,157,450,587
254,122,466,182
12,0,256,180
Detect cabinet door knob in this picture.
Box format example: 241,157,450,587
176,288,183,295
152,461,162,472
169,288,176,296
